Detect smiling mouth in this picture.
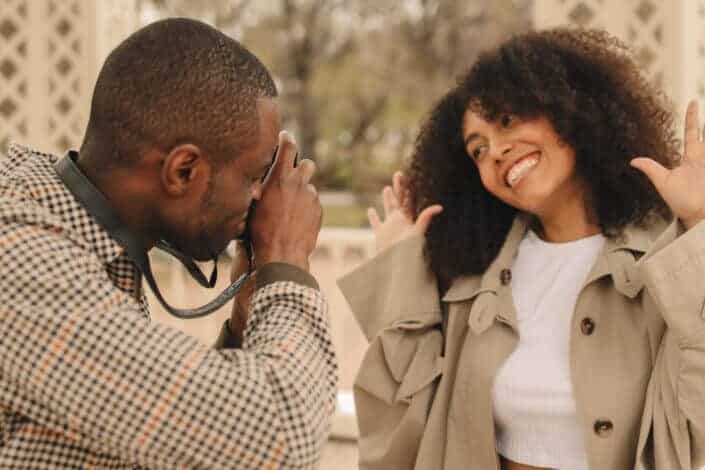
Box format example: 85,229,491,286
505,153,540,187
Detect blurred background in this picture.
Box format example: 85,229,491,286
1,0,704,468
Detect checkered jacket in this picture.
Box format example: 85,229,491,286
0,144,338,469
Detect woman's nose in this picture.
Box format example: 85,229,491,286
491,141,513,162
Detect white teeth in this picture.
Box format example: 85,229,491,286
506,155,539,187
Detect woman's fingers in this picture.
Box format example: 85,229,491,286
392,171,405,206
415,204,443,233
382,185,399,216
630,157,669,194
367,207,381,229
685,100,701,160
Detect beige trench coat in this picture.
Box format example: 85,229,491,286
338,215,705,470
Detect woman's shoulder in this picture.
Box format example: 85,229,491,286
338,235,443,341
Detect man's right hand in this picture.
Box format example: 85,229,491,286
249,131,321,271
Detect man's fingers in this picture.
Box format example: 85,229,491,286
229,241,251,282
297,158,316,184
631,157,670,193
685,100,700,158
415,204,443,232
268,131,298,179
367,207,381,229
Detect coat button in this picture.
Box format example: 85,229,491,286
594,419,613,437
580,317,596,335
499,269,512,285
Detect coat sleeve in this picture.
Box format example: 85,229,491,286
638,220,705,469
0,221,337,470
338,235,444,470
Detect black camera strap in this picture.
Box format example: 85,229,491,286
54,152,251,319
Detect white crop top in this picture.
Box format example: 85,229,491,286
492,230,605,470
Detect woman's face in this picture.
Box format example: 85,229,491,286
461,109,587,220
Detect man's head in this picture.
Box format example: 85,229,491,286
79,18,280,260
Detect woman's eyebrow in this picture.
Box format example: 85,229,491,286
464,132,480,146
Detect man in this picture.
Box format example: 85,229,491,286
0,18,337,469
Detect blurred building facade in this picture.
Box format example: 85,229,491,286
1,0,704,157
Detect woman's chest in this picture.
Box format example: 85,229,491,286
435,281,665,468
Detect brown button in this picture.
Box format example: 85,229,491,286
499,269,512,285
594,419,613,437
580,317,596,335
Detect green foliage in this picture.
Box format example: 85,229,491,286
322,204,369,228
144,0,530,212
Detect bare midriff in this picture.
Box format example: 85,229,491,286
500,455,557,470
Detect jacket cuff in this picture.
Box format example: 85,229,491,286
337,235,440,342
640,219,705,343
214,319,242,349
256,262,319,290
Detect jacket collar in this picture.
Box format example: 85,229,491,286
442,214,528,304
583,221,659,298
442,214,666,335
9,144,127,266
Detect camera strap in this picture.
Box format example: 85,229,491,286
54,151,250,319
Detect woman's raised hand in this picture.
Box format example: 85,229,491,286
367,171,443,253
631,100,705,229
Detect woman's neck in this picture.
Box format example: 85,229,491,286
535,217,601,243
532,181,601,242
533,196,601,243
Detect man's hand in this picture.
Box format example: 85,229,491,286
249,131,321,271
228,240,256,344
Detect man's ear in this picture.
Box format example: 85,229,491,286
160,144,210,196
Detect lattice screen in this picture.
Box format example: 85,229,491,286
690,1,705,104
537,1,705,121
533,1,679,103
0,0,137,156
46,0,94,154
623,0,671,93
0,0,31,154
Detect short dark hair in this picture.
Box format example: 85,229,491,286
81,18,277,167
406,28,678,288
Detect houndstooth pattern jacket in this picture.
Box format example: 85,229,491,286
0,144,338,469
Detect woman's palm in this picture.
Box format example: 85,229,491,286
631,100,705,228
368,172,443,253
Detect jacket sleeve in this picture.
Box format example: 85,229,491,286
337,235,442,341
0,221,337,470
638,220,705,469
338,235,444,470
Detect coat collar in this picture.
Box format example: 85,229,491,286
8,144,127,266
442,214,667,335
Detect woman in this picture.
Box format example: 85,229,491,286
338,28,705,470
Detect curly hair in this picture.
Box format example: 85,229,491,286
405,28,678,289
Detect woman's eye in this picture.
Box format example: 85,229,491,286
470,145,487,161
500,114,515,128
